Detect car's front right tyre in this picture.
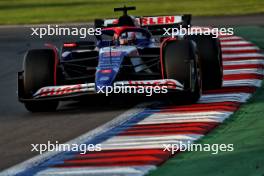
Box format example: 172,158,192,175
162,39,202,104
23,49,59,112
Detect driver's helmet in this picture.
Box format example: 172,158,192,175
119,32,136,45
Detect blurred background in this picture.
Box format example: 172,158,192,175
0,0,263,25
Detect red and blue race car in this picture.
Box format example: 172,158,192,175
18,6,223,112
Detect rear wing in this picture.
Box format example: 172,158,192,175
140,15,191,35
94,15,191,35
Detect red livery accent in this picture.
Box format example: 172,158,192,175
113,19,119,24
128,79,177,89
100,69,112,74
38,84,82,97
63,43,78,48
102,51,122,57
141,16,176,26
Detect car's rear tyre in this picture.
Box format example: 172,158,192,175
162,39,201,104
188,34,223,90
23,49,59,112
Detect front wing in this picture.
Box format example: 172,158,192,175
18,75,184,102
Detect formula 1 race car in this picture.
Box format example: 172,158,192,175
18,6,223,112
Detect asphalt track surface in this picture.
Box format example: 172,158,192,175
0,14,263,171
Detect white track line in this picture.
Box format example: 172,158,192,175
220,40,252,46
143,111,233,119
101,140,198,150
35,166,156,176
138,112,232,125
199,93,251,102
219,36,243,40
103,135,203,143
224,69,263,75
102,139,195,147
221,41,252,45
138,118,226,125
221,46,260,51
223,60,264,65
136,117,228,126
222,53,263,58
223,79,262,87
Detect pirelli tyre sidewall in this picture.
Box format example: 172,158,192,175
162,39,201,104
188,34,223,90
23,49,59,112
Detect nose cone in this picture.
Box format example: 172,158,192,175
95,46,138,92
96,47,124,92
95,68,118,91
